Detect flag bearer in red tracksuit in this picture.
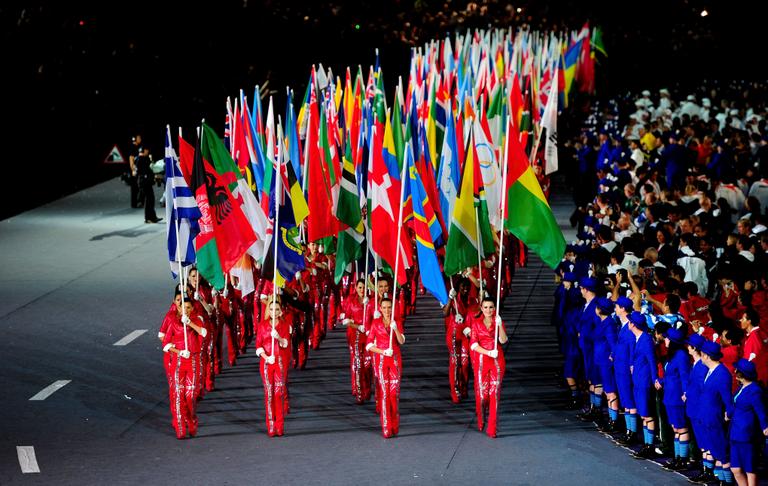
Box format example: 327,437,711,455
470,297,508,438
255,296,291,437
306,242,331,348
162,290,208,439
444,278,477,403
366,299,406,438
285,269,312,369
341,279,372,404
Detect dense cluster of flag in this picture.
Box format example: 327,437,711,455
164,24,606,305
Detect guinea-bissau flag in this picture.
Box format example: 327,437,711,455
502,118,565,269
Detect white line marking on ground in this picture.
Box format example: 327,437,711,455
29,380,71,401
113,329,148,346
17,446,40,473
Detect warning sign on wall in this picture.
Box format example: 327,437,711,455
103,145,126,164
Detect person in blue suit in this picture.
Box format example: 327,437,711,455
657,327,692,471
685,333,707,475
695,341,734,484
730,359,768,486
577,277,601,422
628,311,659,459
593,297,619,432
560,273,585,409
613,296,638,445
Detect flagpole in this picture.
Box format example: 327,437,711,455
389,138,409,351
271,117,283,359
475,206,484,298
494,121,511,353
171,123,189,353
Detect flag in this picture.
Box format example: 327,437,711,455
201,124,269,265
503,119,565,269
370,121,413,285
306,73,339,242
437,111,460,229
540,69,559,175
164,126,200,279
592,26,607,57
473,113,503,229
334,132,365,283
444,130,493,276
406,141,448,305
262,125,306,287
562,39,582,103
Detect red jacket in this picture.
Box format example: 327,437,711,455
366,317,404,353
162,312,204,353
470,314,506,351
255,317,291,357
743,328,768,385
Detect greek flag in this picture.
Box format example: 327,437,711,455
164,126,201,279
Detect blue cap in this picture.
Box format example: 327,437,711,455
701,341,723,360
734,359,758,381
615,296,633,311
629,311,648,331
665,327,686,345
596,297,614,314
579,277,598,293
686,333,705,350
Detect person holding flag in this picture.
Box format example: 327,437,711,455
443,278,476,403
162,288,208,439
255,295,291,437
366,298,406,438
470,296,508,438
341,278,372,404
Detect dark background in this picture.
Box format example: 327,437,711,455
2,0,765,219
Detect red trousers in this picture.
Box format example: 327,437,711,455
168,353,199,439
260,354,288,436
291,312,310,369
202,331,215,392
446,329,470,403
347,329,372,403
471,352,505,437
373,353,401,438
311,294,325,350
223,313,238,366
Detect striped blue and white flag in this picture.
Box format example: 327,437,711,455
164,126,201,279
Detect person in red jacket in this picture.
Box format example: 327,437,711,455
366,299,406,438
162,289,208,439
470,297,508,438
255,295,291,437
341,279,372,404
443,278,477,403
740,308,768,386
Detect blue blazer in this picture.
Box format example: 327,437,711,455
686,360,707,419
613,321,635,373
593,316,618,367
577,299,599,353
698,363,733,425
632,333,658,388
662,349,691,408
730,383,768,442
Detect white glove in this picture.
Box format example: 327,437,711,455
363,297,369,304
383,348,393,357
449,288,457,299
373,310,381,319
495,315,502,326
389,321,398,331
181,314,191,325
462,327,471,337
193,291,200,301
270,329,280,340
211,287,218,296
295,271,302,280
312,269,317,276
222,287,229,298
339,313,346,320
455,314,464,324
266,355,275,364
179,350,191,359
358,326,366,334
488,349,498,359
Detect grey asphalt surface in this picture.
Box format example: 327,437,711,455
0,179,688,485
